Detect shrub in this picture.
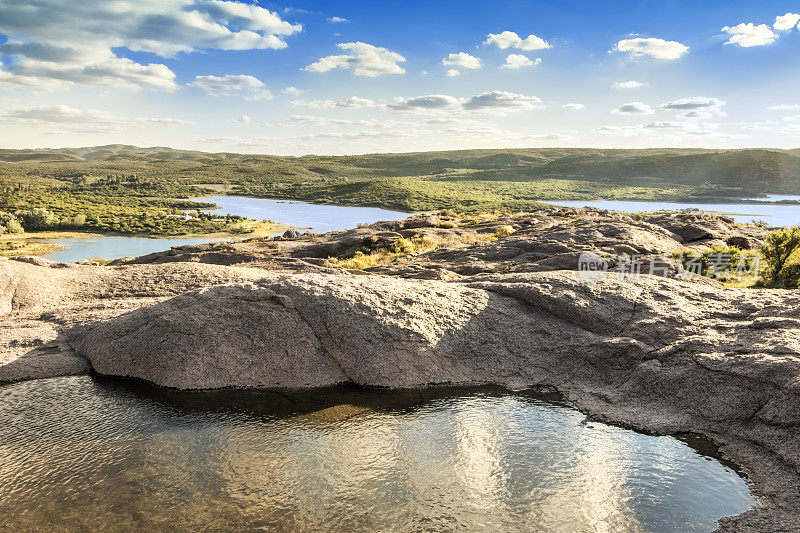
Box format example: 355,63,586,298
758,227,800,288
59,214,87,229
0,211,24,234
494,225,515,238
15,207,60,230
676,245,759,282
5,219,24,233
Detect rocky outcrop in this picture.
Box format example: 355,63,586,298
68,271,800,530
0,210,791,531
0,259,271,382
72,274,590,390
111,209,767,279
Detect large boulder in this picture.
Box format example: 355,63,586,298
72,273,598,390
649,213,734,242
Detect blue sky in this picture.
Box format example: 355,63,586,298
0,0,798,154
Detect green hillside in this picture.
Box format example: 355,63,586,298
1,146,798,222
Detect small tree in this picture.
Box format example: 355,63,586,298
0,211,24,234
759,227,800,288
6,218,24,233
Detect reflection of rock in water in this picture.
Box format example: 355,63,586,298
0,376,753,531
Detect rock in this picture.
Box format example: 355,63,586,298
0,259,276,383
649,213,733,242
281,229,301,240
726,235,761,250
12,255,59,267
74,274,584,390
2,210,797,530
401,215,439,229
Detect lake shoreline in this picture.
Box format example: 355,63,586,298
5,193,797,263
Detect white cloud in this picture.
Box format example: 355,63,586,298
337,96,377,108
612,102,655,115
462,91,542,111
189,74,272,100
281,86,303,96
235,115,251,124
774,13,800,31
446,69,461,77
388,95,462,111
660,96,726,116
0,0,301,90
0,104,190,133
598,120,747,140
485,31,551,51
614,37,689,59
674,110,713,119
442,52,481,69
305,42,406,77
283,114,385,127
721,23,778,47
0,46,177,91
768,104,800,111
500,54,540,69
562,103,585,110
328,16,349,23
612,80,646,89
291,96,376,109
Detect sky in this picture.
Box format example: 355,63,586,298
0,0,799,155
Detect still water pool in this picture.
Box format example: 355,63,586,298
0,376,753,532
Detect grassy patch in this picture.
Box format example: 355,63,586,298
327,229,514,270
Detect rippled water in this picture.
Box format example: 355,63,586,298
0,376,753,532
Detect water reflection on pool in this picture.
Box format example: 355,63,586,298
0,376,753,532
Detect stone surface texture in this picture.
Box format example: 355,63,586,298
0,209,795,531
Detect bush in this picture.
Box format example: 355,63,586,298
0,211,24,234
758,227,800,288
59,214,86,229
494,225,515,238
5,218,24,233
15,207,60,230
676,245,759,282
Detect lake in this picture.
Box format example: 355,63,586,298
0,376,753,532
42,197,409,263
40,195,800,263
201,195,409,234
547,199,800,226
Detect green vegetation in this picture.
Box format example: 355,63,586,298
328,217,515,270
0,238,64,258
0,179,253,236
757,227,800,288
2,145,799,216
1,144,798,243
675,245,760,283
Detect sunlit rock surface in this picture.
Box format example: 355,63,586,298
0,210,797,531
